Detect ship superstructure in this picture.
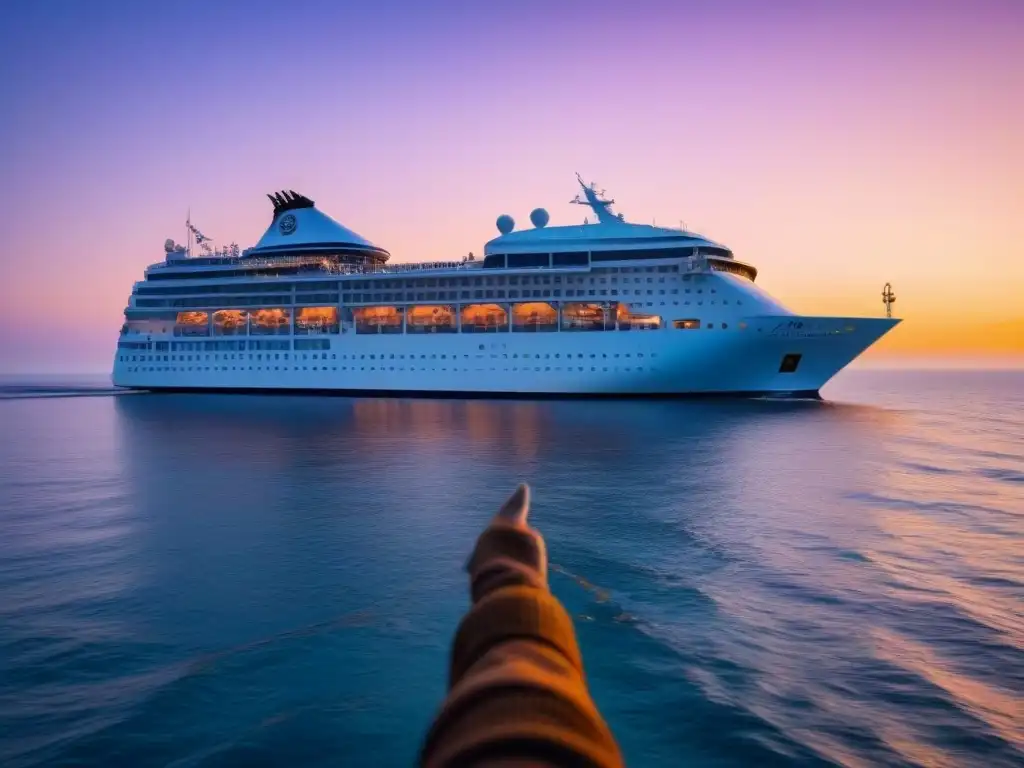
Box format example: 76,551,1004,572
113,177,898,396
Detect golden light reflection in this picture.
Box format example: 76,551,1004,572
353,305,401,324
616,302,662,329
865,522,1023,643
673,318,701,329
296,306,339,332
561,302,612,330
461,303,507,330
212,309,248,334
872,627,1024,755
349,399,544,460
175,311,208,325
406,305,456,331
511,302,558,329
250,308,291,334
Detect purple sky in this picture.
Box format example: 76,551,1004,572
1,0,1021,372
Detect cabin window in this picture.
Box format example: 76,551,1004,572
561,303,614,331
406,305,457,333
295,306,340,334
507,253,550,269
511,302,558,332
250,308,291,336
461,303,508,333
552,252,589,267
294,338,330,350
295,292,338,304
588,248,697,262
174,311,210,337
350,306,403,334
617,304,662,330
673,319,700,329
709,260,757,282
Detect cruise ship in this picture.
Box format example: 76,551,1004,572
112,176,899,397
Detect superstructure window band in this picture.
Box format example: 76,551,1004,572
157,302,662,336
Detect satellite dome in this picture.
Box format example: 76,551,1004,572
530,208,550,228
496,214,515,235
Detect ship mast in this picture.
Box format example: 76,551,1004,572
185,212,214,256
882,283,896,318
570,173,623,224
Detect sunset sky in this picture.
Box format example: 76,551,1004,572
1,0,1021,372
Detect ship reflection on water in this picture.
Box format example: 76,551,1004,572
112,392,882,479
62,384,1020,766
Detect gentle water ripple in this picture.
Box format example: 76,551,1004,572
0,370,1021,766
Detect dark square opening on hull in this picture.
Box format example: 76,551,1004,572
779,353,802,373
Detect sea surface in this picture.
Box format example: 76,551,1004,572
0,371,1021,767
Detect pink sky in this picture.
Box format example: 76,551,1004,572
1,0,1021,372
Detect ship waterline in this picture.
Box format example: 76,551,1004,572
113,180,899,396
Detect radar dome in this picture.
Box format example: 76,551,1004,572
496,214,515,235
530,208,550,228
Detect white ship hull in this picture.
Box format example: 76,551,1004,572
114,180,900,397
113,315,897,397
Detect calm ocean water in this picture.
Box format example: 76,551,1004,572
0,371,1021,767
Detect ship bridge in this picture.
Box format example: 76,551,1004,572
484,220,725,255
482,174,739,273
